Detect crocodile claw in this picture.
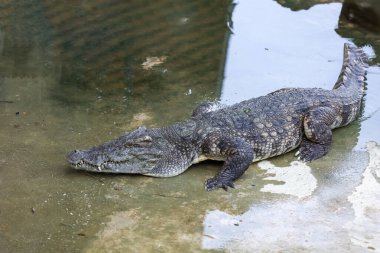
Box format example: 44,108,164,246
205,177,235,191
297,139,330,162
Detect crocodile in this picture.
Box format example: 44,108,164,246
67,43,368,191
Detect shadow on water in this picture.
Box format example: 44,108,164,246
0,0,380,252
275,0,342,11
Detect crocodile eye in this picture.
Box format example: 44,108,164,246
135,136,153,147
139,136,152,142
125,135,152,147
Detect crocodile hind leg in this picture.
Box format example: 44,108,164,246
202,132,253,191
296,107,339,161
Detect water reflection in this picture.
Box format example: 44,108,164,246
221,1,346,104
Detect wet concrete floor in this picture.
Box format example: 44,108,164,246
0,0,380,252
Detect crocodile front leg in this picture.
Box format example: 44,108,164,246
202,132,254,191
297,107,338,161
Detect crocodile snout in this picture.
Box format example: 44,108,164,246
67,149,85,165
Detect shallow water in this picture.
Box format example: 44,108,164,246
0,0,380,252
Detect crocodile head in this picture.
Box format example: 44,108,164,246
67,122,197,177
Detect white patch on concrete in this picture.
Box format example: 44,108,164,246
202,199,351,252
345,141,380,250
258,160,317,198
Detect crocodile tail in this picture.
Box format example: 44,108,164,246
333,43,368,90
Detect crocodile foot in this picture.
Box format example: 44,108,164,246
296,139,330,162
205,177,235,191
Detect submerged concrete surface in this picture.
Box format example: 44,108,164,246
1,0,380,252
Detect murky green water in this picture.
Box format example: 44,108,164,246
1,0,380,252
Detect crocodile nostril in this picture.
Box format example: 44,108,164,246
67,149,84,163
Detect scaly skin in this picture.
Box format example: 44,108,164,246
67,43,368,191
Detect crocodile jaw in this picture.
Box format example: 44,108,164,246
67,124,197,176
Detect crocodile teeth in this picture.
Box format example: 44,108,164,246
97,166,102,171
